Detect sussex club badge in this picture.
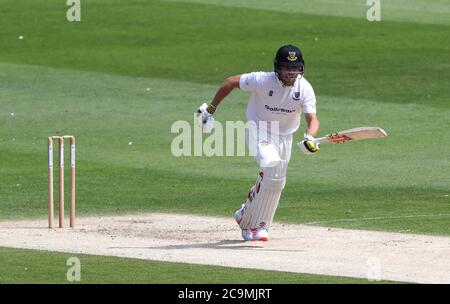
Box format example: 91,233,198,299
287,52,298,61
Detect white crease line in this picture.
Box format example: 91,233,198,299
304,213,450,225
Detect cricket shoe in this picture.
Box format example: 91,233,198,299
251,227,269,241
240,228,269,241
241,229,253,241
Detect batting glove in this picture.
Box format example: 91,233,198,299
298,135,320,155
196,102,215,133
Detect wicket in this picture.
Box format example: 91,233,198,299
48,135,76,228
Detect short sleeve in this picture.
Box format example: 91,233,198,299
302,81,317,113
239,72,265,92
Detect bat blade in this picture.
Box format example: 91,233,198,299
315,127,388,144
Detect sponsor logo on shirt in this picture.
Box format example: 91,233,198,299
264,105,295,113
268,90,273,96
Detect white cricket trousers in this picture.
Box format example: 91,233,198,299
238,125,292,230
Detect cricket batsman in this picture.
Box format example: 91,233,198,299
196,44,320,241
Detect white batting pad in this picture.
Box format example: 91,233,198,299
238,173,285,230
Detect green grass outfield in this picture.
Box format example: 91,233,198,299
0,0,449,282
0,247,394,283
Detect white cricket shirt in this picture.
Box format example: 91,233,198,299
239,71,316,135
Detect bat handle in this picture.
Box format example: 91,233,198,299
313,136,327,144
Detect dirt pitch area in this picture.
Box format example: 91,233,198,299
1,213,449,283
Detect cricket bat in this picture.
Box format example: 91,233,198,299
314,127,388,144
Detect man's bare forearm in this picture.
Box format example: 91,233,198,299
306,120,319,137
305,114,320,137
210,75,241,109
